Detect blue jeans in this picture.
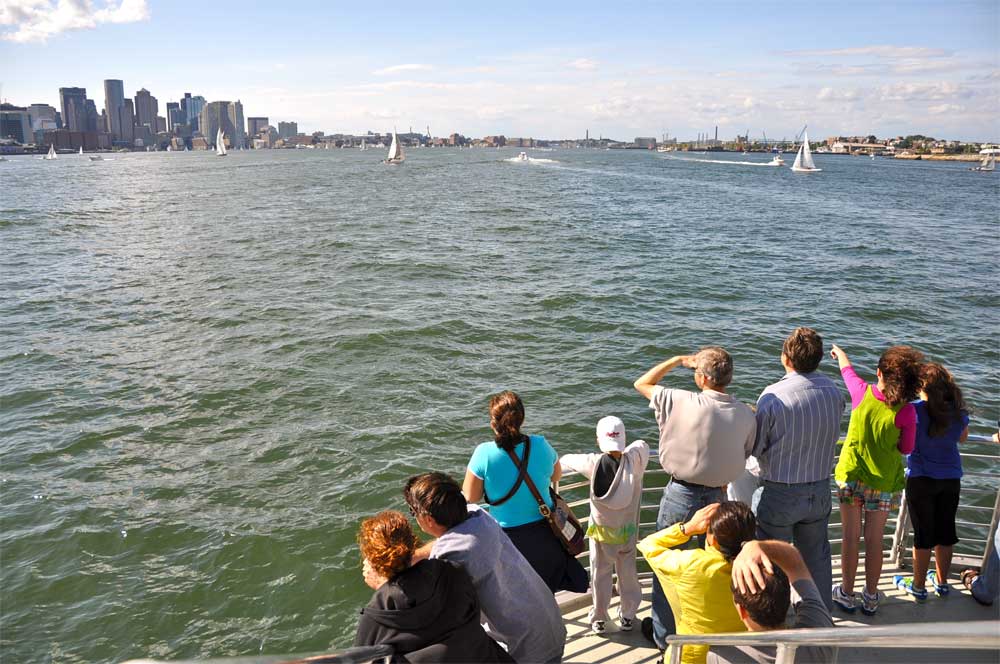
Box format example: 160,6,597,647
971,527,1000,605
650,481,726,650
755,478,833,611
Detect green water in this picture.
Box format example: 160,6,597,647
1,148,997,662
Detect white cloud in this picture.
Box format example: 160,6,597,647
817,87,861,101
928,103,965,115
877,82,966,101
783,46,951,59
372,63,433,76
567,58,598,71
0,0,149,43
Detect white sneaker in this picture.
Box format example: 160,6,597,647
619,617,634,632
591,620,606,633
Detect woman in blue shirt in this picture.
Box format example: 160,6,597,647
463,390,588,593
894,363,969,600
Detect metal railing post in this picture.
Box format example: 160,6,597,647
775,643,799,664
890,489,910,568
980,489,1000,571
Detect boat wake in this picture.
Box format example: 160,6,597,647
505,157,558,164
664,155,779,167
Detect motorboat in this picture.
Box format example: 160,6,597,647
766,155,785,166
517,151,528,161
89,154,104,161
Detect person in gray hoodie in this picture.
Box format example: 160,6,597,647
405,472,567,664
559,416,650,634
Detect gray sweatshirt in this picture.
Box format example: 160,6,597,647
430,505,566,663
560,440,650,544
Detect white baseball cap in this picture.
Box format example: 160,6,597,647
596,416,627,453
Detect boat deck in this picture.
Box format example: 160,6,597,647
558,555,999,663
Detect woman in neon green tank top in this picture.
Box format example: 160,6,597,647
829,344,923,616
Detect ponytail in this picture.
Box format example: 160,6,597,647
709,501,756,563
921,363,967,437
490,390,526,452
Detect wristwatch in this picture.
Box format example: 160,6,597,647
678,522,687,536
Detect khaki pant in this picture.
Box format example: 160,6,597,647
588,536,641,623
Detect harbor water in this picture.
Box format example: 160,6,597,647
1,148,998,662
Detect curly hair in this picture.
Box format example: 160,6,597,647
877,346,925,406
782,327,824,374
357,510,420,579
920,362,967,437
490,390,526,452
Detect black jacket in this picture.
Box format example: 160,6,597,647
354,558,515,663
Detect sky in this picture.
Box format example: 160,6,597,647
1,0,998,141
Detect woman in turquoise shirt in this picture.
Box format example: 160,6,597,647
463,390,588,593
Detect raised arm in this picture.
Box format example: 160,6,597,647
732,539,812,594
829,344,852,371
634,355,696,400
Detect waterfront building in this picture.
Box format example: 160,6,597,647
634,137,657,149
0,103,32,144
103,79,127,141
155,116,166,133
182,94,205,132
120,99,135,144
247,116,268,137
277,121,298,139
483,135,506,147
59,87,89,132
200,101,239,148
229,100,246,149
167,102,185,132
28,103,59,132
134,88,158,135
42,128,112,151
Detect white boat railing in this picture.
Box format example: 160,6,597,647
556,433,1000,589
664,620,1000,664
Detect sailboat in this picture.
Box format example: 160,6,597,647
79,146,84,155
384,130,404,165
44,143,57,160
971,153,996,172
166,145,172,152
360,139,367,151
216,128,228,157
791,129,821,172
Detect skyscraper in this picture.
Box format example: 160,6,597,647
0,103,32,143
104,79,126,141
84,99,100,132
134,88,158,133
278,121,298,139
166,102,186,131
59,87,88,132
121,99,135,144
200,101,238,147
228,100,246,149
185,94,205,132
28,104,59,132
247,117,269,138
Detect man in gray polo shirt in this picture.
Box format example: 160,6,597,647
634,347,756,651
752,327,845,611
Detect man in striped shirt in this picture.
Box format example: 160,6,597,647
752,327,845,610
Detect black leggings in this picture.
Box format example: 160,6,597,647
503,518,588,594
906,476,960,549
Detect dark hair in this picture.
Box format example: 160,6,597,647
920,363,967,437
403,472,470,529
490,390,526,452
358,510,420,579
877,346,925,406
782,327,823,374
731,564,790,629
709,501,756,562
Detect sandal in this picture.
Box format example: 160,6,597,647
961,569,978,592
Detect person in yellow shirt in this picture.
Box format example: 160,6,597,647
638,502,756,664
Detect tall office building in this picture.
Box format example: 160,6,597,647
28,104,59,131
166,102,186,131
247,117,268,138
121,99,135,144
184,94,205,132
104,79,126,140
228,100,246,149
84,99,100,132
133,88,158,133
0,104,32,143
278,121,298,139
59,87,88,132
200,101,239,147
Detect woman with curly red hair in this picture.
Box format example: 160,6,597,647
354,511,513,662
829,344,924,616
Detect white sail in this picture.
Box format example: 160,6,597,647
792,144,804,170
361,139,367,151
45,143,57,160
386,131,404,163
800,130,816,169
216,128,227,156
79,146,83,155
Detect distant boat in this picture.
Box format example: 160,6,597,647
384,130,404,165
360,139,367,151
216,128,227,157
766,154,785,167
79,146,84,155
166,145,172,152
517,151,528,161
89,154,103,161
791,130,821,172
0,156,8,162
44,144,57,160
971,153,996,172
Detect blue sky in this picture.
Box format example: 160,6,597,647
2,0,998,140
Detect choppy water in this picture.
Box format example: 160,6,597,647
2,148,998,662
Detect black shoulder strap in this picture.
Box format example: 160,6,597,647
483,435,530,506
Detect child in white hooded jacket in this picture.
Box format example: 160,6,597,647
560,416,650,633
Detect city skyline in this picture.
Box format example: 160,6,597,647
1,1,998,141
